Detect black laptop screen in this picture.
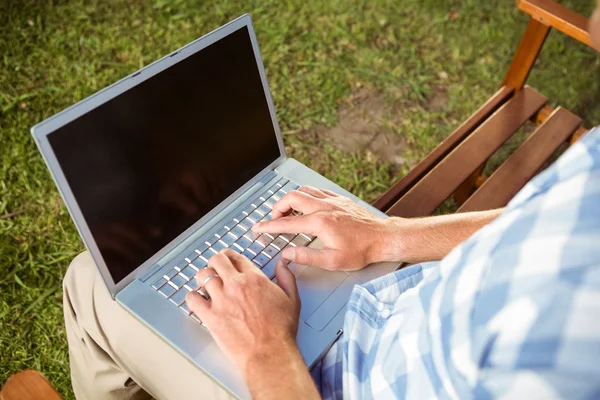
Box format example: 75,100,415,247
48,26,281,283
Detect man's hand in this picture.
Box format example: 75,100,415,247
253,186,389,271
185,250,320,399
254,186,504,266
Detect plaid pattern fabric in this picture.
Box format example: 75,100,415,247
313,127,600,399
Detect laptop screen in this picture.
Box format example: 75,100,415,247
47,26,281,283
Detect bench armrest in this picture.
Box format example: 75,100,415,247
517,0,593,48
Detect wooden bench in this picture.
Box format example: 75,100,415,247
0,370,62,400
374,0,592,217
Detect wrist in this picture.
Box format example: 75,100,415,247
372,217,419,263
241,336,300,379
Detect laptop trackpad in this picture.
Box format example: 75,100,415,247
306,275,359,331
296,266,348,321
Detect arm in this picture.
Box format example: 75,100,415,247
378,209,503,264
254,186,502,270
245,342,319,400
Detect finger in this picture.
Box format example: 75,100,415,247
186,291,211,320
271,190,330,219
282,246,334,268
207,252,238,279
274,260,300,307
253,214,319,236
221,248,254,272
297,185,328,198
320,189,339,197
195,267,223,298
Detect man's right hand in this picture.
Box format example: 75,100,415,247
252,186,391,271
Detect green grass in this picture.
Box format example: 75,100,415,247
1,0,598,397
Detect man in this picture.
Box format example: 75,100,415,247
63,3,600,399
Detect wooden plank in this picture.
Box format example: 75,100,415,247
372,86,513,212
502,18,550,91
0,370,62,400
386,87,547,218
517,0,593,48
458,107,581,212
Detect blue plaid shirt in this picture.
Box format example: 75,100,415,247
314,127,600,399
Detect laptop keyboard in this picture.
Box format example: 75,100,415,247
149,178,315,324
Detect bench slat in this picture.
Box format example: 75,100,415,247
373,86,513,212
386,86,547,218
458,107,581,212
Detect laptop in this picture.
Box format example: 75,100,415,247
32,14,400,398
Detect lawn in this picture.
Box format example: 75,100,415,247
1,0,598,397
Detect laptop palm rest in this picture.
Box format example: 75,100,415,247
292,238,360,332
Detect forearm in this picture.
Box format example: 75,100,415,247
376,208,503,263
244,340,320,400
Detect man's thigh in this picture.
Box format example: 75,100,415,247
64,252,236,400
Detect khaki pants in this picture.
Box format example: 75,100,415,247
63,252,236,400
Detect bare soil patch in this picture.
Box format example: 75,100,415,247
305,88,407,166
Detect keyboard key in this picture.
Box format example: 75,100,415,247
261,213,273,222
243,229,261,242
265,197,277,207
242,250,256,260
186,277,199,291
169,288,188,306
271,237,288,251
213,240,229,253
243,205,256,215
174,260,188,271
164,268,179,279
255,234,273,248
215,227,229,238
170,274,187,288
248,210,263,223
238,218,253,231
300,233,316,240
228,225,246,239
235,236,252,251
263,244,279,259
272,189,285,201
279,233,296,242
219,233,236,246
185,252,198,263
233,211,247,223
159,283,177,298
179,266,197,280
262,232,275,240
189,258,207,270
261,253,283,279
291,235,311,247
256,204,271,216
281,181,299,193
152,276,167,290
276,178,290,188
195,243,209,255
223,219,236,230
205,234,219,245
253,253,270,267
229,245,242,254
248,242,265,255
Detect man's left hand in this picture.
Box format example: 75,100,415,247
185,249,301,379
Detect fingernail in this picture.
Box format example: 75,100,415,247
186,291,197,302
283,247,295,261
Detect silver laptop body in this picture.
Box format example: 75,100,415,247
32,15,400,399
